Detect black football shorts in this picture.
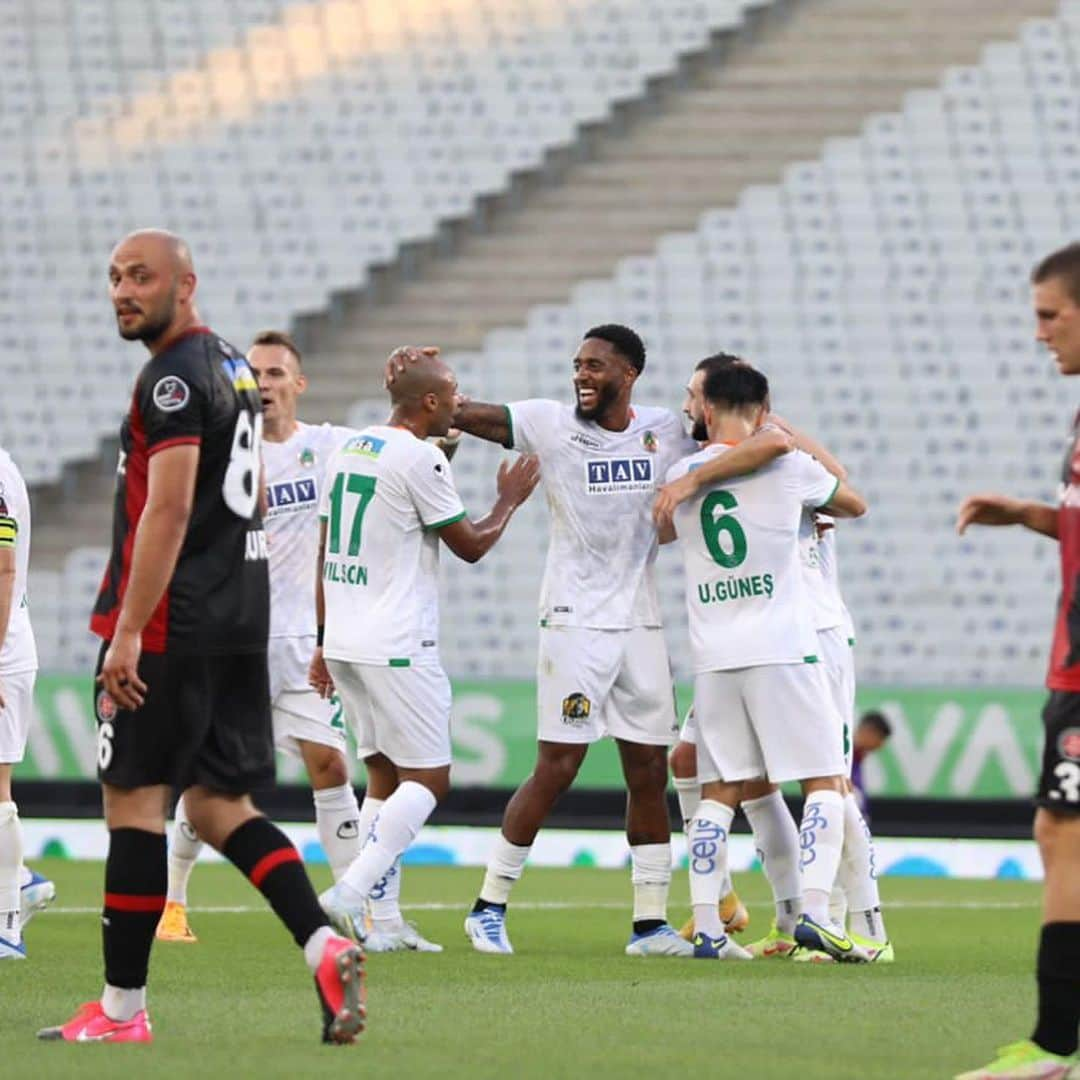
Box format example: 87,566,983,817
1036,690,1080,815
94,641,274,793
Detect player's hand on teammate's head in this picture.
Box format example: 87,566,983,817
384,345,440,387
308,647,336,699
955,493,1024,535
496,453,541,507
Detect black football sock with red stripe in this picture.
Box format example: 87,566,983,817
223,817,329,947
103,828,167,990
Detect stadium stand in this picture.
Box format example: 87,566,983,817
11,0,1066,687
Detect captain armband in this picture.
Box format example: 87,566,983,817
0,515,17,548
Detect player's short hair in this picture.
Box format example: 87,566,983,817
250,329,303,368
695,352,744,377
583,324,646,373
701,362,769,412
1032,243,1080,305
858,710,893,739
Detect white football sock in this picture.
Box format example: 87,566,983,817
0,801,22,944
338,782,436,906
829,885,848,928
101,984,146,1022
369,857,403,927
742,789,801,933
166,795,203,906
302,925,335,973
689,801,735,938
673,775,701,833
630,843,672,922
356,795,384,852
479,835,531,906
840,793,887,942
312,783,362,883
798,789,845,925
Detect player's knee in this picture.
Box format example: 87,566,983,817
624,750,669,795
535,750,583,792
669,740,696,779
310,752,349,790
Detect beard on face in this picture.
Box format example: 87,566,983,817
574,378,621,422
690,417,708,442
116,283,177,343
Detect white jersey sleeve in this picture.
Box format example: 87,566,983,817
0,449,37,675
792,450,840,511
507,399,562,455
407,443,467,530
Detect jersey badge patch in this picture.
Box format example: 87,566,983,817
642,430,658,453
221,357,258,393
299,447,316,468
561,692,592,727
343,434,386,460
152,375,190,412
1059,728,1080,763
95,689,117,723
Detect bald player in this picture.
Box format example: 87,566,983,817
309,350,540,940
40,231,364,1046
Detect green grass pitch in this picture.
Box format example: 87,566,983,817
6,858,1042,1079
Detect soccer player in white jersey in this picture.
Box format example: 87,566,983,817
0,446,54,959
664,362,870,961
660,356,890,960
311,351,539,942
393,325,700,957
158,331,376,945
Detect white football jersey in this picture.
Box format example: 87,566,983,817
0,448,37,675
667,444,839,671
318,426,465,665
815,519,856,641
263,421,354,641
799,510,846,632
508,399,697,629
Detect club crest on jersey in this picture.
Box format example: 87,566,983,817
642,430,658,453
152,375,190,412
343,434,386,459
561,692,591,727
95,689,117,723
1059,728,1080,762
299,447,316,468
584,458,653,493
221,357,258,393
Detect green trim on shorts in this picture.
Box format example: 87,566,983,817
803,655,819,664
539,618,548,628
847,637,856,647
388,658,411,668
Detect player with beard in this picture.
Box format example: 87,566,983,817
392,326,703,957
39,231,364,1045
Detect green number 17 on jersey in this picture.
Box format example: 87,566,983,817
327,471,377,556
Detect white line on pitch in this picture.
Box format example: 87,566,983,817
45,898,1041,916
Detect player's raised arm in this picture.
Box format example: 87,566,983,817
438,454,540,563
818,477,867,520
652,426,793,528
956,493,1060,538
102,444,199,709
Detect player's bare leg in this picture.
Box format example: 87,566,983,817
467,741,587,953
619,739,692,957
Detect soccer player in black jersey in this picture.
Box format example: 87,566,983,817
38,230,364,1046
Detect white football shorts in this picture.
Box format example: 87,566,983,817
269,636,347,758
0,669,35,764
536,626,679,746
326,659,452,769
816,625,856,773
693,662,845,784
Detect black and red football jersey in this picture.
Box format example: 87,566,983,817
1049,409,1080,691
91,326,269,655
